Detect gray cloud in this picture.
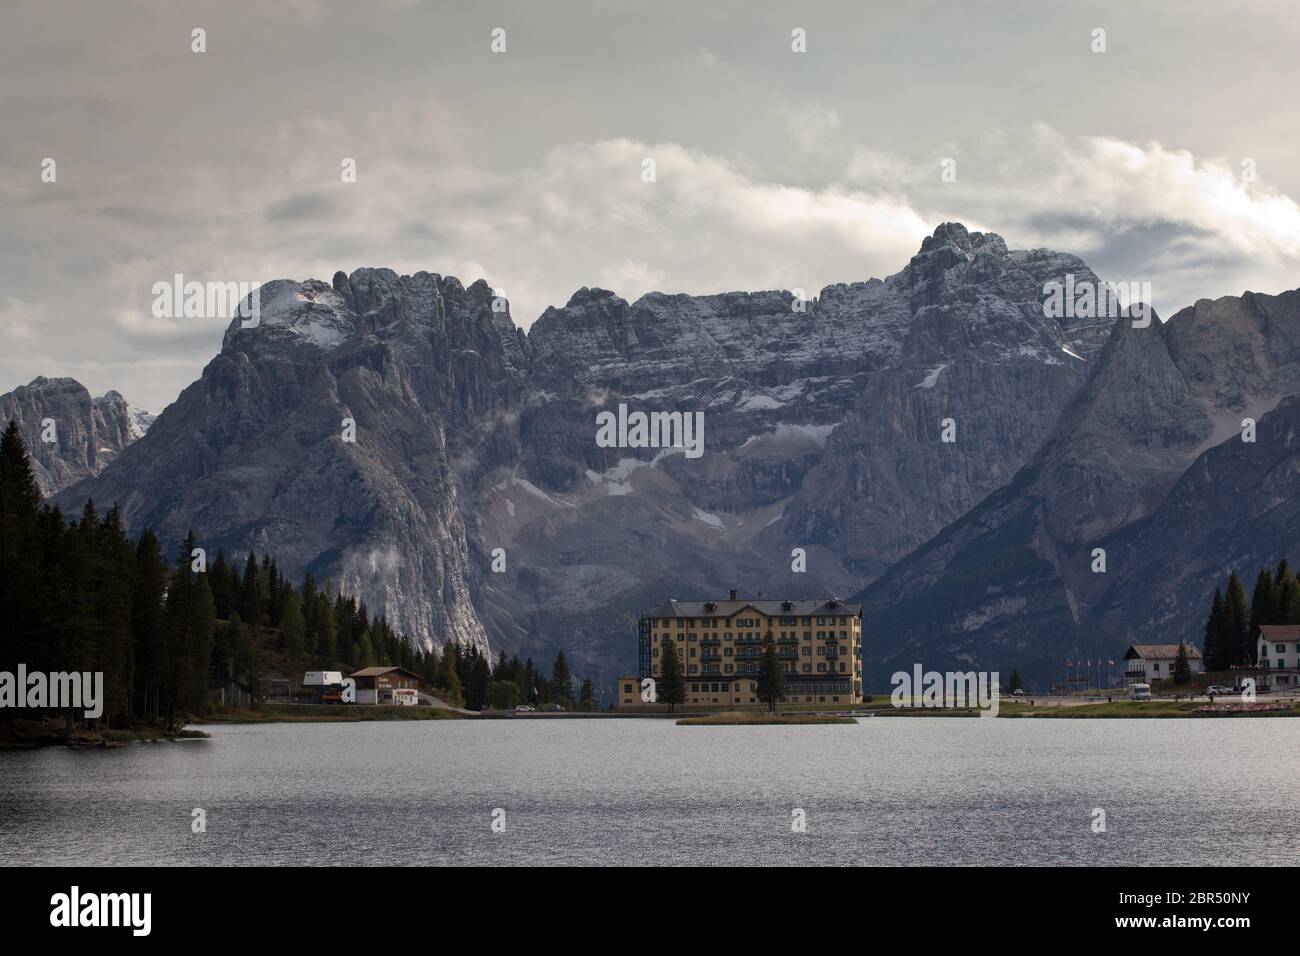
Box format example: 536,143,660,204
1,0,1298,412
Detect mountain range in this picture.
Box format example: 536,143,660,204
7,223,1296,686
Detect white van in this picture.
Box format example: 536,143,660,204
1127,683,1152,701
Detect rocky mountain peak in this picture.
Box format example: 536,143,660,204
0,377,153,496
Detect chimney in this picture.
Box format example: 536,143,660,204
729,589,737,601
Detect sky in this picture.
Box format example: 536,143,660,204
2,0,1299,412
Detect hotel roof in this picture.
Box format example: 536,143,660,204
644,598,862,618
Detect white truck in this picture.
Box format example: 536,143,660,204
1127,683,1152,701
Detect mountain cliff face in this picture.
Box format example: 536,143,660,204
0,377,153,496
53,224,1119,676
854,288,1300,685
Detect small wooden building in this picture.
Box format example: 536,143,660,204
348,666,422,705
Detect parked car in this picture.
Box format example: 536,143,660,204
544,703,564,712
1205,685,1235,696
514,704,533,713
1127,683,1152,701
1011,688,1025,697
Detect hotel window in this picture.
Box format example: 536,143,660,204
802,664,811,673
802,646,811,656
676,619,684,628
840,663,846,672
1279,644,1289,653
689,648,696,657
652,648,659,657
725,664,733,673
724,632,732,640
691,683,700,692
724,647,733,656
817,663,826,672
688,665,698,674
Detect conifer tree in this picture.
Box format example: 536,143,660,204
1173,642,1191,685
1245,568,1276,666
755,634,785,712
1225,572,1250,667
657,635,686,712
0,421,42,678
1203,588,1225,670
239,552,260,630
551,649,574,703
131,529,168,721
280,592,307,671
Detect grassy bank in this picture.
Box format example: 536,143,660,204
196,703,467,724
998,699,1300,718
677,711,858,726
0,718,210,748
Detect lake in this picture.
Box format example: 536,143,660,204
2,717,1296,865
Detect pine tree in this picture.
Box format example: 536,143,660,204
438,644,463,705
209,549,234,619
131,529,168,722
1007,668,1024,693
188,574,216,715
578,677,596,711
1247,568,1277,666
1173,642,1191,685
1203,588,1225,670
280,592,307,670
0,421,43,680
551,649,574,703
1278,568,1300,628
1225,572,1250,667
355,628,375,669
657,635,686,712
755,634,786,712
93,506,135,725
238,552,260,630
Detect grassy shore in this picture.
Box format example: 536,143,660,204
997,699,1300,718
677,711,858,726
865,698,1300,717
0,718,210,748
196,703,467,724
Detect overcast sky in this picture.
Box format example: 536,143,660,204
3,0,1299,411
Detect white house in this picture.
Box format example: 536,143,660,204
1120,644,1205,684
1257,625,1300,690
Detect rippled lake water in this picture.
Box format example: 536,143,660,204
2,717,1296,865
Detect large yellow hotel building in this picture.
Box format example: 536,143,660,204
620,592,863,708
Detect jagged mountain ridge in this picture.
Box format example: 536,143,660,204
54,224,1117,677
854,288,1300,686
0,376,154,496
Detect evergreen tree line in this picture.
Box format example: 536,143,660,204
0,422,597,726
1201,561,1300,670
453,645,598,712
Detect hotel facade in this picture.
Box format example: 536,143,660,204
626,593,864,708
